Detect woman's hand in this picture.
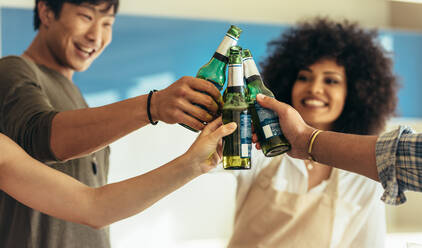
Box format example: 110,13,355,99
185,117,237,173
255,94,314,159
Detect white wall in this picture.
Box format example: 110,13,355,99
108,123,237,247
1,0,390,27
120,0,390,27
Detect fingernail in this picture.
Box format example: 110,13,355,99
256,94,265,100
228,122,237,130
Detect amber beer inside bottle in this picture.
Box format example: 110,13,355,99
222,48,251,169
242,49,291,157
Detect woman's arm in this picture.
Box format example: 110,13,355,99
255,94,379,181
0,118,236,229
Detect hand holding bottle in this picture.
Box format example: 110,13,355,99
150,76,223,131
255,94,314,159
184,117,237,173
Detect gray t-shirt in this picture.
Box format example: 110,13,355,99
0,56,110,248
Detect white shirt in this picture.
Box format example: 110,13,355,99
231,148,386,248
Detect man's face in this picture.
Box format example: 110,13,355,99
45,2,115,72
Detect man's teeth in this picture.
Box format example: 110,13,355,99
78,46,94,54
304,99,326,107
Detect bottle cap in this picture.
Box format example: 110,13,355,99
227,25,242,39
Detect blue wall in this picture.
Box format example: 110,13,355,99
2,7,422,117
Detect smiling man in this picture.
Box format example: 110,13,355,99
0,0,223,247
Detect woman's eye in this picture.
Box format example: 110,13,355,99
325,78,338,84
297,75,308,81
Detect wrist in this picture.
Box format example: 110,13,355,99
180,152,204,176
297,126,316,159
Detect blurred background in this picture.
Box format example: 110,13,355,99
1,0,422,247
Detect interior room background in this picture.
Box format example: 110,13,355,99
1,0,422,247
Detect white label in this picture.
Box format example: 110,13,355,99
228,64,244,87
241,144,249,158
216,35,238,57
243,57,260,78
263,125,273,139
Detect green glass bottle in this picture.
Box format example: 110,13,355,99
181,25,243,132
222,47,251,170
242,49,291,157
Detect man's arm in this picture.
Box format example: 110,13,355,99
0,118,236,228
51,76,222,161
0,57,222,162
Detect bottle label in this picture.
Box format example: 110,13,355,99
240,112,252,158
216,35,238,59
242,57,260,79
228,64,244,87
255,102,282,139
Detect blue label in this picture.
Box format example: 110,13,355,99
240,112,252,158
255,101,282,139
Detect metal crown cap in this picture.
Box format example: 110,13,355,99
227,25,242,39
229,52,243,65
242,49,252,59
230,45,242,55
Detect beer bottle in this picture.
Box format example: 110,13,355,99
181,25,243,132
242,49,291,157
222,47,251,170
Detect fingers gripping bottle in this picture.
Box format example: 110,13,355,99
181,25,243,132
222,47,252,170
242,49,291,157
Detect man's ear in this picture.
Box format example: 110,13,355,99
37,1,55,29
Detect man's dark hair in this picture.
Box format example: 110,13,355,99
261,17,399,135
33,0,119,30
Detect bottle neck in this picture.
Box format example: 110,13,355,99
246,75,262,85
243,57,261,79
227,64,244,88
215,34,238,63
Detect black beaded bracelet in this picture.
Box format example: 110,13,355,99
147,90,158,125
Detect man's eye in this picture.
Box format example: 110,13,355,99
80,14,93,21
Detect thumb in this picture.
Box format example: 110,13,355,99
210,122,237,143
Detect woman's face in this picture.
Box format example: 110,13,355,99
291,58,347,131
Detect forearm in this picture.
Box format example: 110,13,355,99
311,131,379,181
51,95,149,161
0,140,201,228
88,154,201,228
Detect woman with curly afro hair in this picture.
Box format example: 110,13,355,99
227,18,398,248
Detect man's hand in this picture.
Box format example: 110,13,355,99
150,76,223,130
255,94,314,159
